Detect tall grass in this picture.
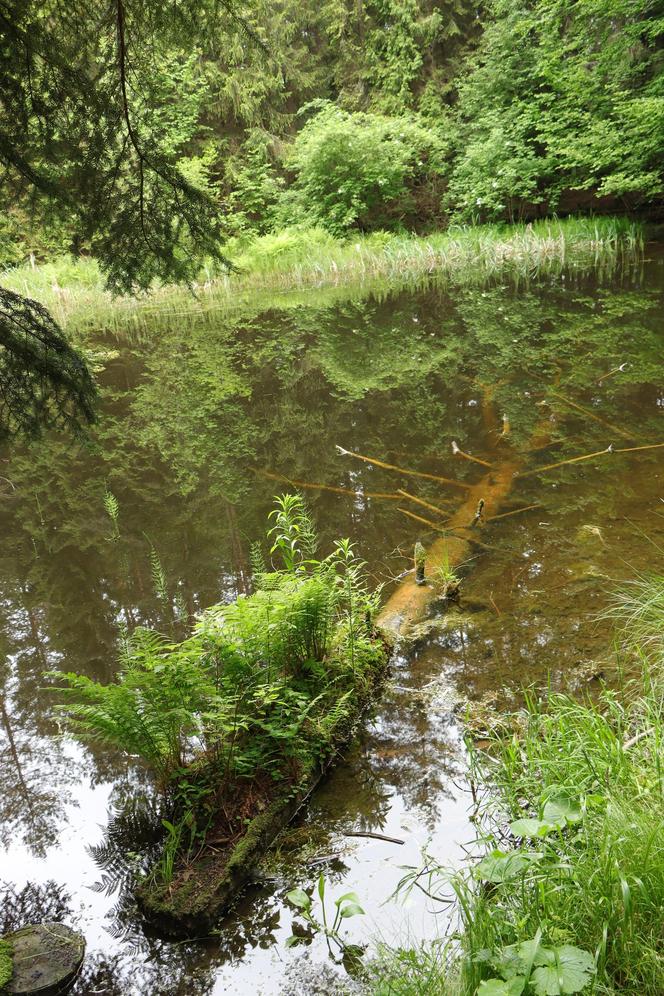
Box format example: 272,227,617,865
374,573,664,995
1,216,644,336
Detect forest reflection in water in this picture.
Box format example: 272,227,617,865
0,251,663,993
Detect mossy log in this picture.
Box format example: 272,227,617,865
135,640,391,937
136,760,325,936
377,456,521,639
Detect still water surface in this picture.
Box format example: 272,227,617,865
1,252,663,993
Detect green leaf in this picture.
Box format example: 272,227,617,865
286,887,311,910
475,849,543,883
339,901,365,918
317,873,325,902
531,945,596,995
510,818,555,838
541,788,583,827
477,979,525,996
284,935,301,948
334,890,360,907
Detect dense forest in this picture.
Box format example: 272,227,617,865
2,0,663,272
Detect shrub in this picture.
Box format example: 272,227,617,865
276,102,448,234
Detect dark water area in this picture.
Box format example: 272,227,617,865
0,250,663,993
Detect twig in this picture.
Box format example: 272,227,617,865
596,362,627,384
336,445,472,490
452,440,493,468
549,391,636,441
255,468,401,500
487,503,540,521
489,593,501,616
398,507,448,530
519,441,664,478
623,728,653,750
397,489,452,516
345,831,405,845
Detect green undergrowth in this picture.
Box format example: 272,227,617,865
371,574,664,995
0,939,12,990
50,495,388,892
2,216,644,336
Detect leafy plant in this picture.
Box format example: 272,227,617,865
286,873,365,963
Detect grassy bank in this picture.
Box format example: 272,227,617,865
1,216,644,335
370,576,664,995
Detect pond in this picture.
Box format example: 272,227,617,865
0,248,663,994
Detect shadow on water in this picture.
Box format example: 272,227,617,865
0,249,663,992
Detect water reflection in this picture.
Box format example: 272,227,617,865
0,252,662,991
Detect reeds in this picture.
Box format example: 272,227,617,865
1,216,644,336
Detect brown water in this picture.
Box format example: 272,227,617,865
1,251,663,994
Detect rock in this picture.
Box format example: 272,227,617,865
3,923,85,995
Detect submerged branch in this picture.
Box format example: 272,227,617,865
336,446,472,490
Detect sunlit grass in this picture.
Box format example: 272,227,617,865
0,216,645,336
370,573,664,995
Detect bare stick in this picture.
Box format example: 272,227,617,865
345,831,405,845
398,507,447,530
615,442,664,455
256,468,401,500
549,391,636,441
623,728,653,750
596,362,627,384
519,441,664,478
397,489,452,516
336,445,472,490
452,440,493,468
518,445,615,478
487,503,540,521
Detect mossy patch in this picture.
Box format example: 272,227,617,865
0,938,12,989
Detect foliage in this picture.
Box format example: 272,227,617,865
276,103,447,234
382,575,664,995
0,288,97,440
50,496,386,865
285,873,365,963
0,939,12,989
448,0,664,221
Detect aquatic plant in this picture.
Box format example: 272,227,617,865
1,216,643,335
376,576,664,995
286,873,366,965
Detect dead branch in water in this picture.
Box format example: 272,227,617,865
451,440,493,468
397,489,452,516
518,441,664,478
345,831,405,845
255,468,402,500
487,503,540,521
336,445,472,489
549,391,637,441
398,506,447,530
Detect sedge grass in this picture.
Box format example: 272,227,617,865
372,574,664,996
0,216,645,337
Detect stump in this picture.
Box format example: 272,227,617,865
3,923,85,995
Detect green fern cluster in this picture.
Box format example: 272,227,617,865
50,495,388,863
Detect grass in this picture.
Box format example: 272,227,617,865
0,216,645,336
370,573,664,995
0,939,12,989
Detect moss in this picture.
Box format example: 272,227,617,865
0,938,13,989
136,639,391,935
